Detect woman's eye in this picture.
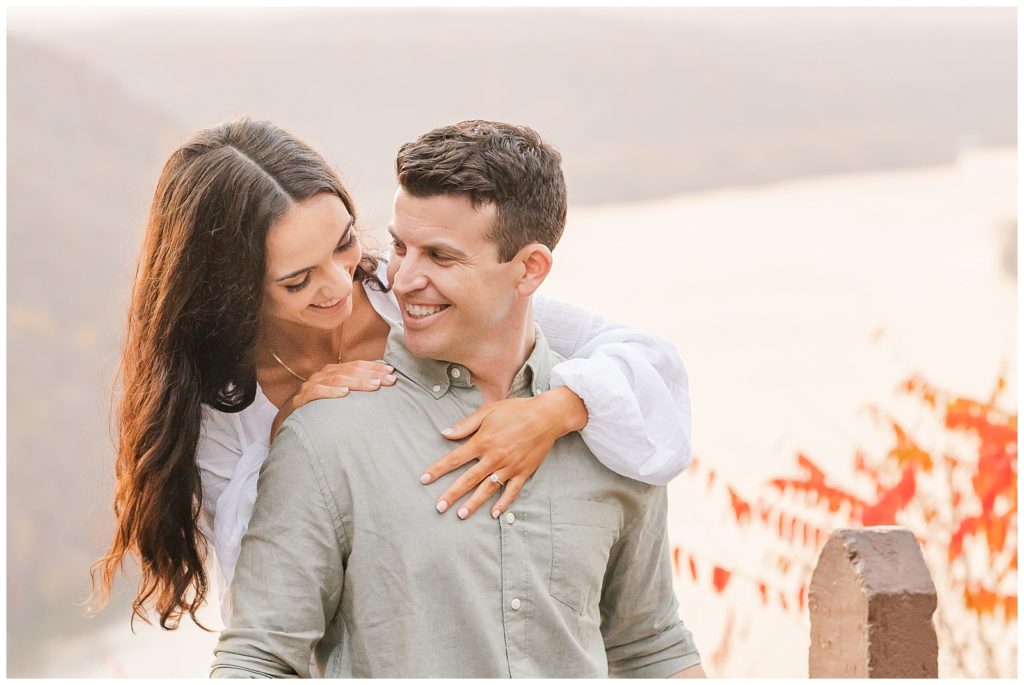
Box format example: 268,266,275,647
392,241,406,255
335,233,356,252
286,274,312,293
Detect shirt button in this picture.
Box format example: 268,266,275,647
510,598,522,611
450,367,461,379
432,385,441,393
503,512,516,525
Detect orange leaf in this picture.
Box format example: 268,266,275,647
949,517,979,562
673,546,681,574
984,513,1010,556
758,582,768,606
688,555,698,582
797,585,806,612
779,590,789,611
712,566,731,593
727,486,752,525
888,422,934,472
1004,595,1017,621
861,465,915,526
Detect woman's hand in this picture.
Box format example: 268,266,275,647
270,361,396,439
421,387,589,520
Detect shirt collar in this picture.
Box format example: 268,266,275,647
382,322,555,400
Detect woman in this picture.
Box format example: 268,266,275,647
91,118,692,630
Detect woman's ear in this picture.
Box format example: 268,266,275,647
513,243,553,297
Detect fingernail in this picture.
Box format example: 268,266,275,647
384,374,397,383
441,427,453,436
491,508,501,519
436,500,448,513
386,365,395,372
420,473,432,484
370,379,381,388
458,507,469,519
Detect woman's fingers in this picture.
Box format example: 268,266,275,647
295,384,349,408
434,460,490,515
420,440,478,485
322,373,392,391
455,471,507,520
321,361,395,376
490,477,525,519
441,404,494,440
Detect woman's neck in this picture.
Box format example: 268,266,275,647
256,279,390,374
259,314,344,370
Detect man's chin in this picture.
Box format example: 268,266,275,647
403,331,445,361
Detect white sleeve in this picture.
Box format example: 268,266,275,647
196,404,273,625
534,295,692,486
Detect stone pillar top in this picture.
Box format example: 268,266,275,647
828,526,937,598
809,526,938,678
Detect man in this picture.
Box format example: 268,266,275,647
211,121,704,678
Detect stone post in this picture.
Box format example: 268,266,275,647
808,526,938,678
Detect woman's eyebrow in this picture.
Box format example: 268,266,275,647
275,266,313,282
274,217,354,282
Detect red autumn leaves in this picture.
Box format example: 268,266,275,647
673,373,1017,626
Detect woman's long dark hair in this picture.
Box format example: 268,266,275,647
91,118,378,629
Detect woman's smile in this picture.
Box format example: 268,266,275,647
308,295,349,315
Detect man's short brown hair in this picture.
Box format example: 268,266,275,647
395,120,567,262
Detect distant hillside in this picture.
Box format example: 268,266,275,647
9,7,1016,228
6,36,187,675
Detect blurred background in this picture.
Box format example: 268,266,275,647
6,6,1017,677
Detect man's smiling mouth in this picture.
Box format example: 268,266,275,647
405,303,450,319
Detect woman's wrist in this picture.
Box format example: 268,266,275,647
541,386,589,435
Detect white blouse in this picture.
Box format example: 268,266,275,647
196,262,692,622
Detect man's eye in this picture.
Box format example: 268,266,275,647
431,251,453,264
392,241,406,255
286,274,312,293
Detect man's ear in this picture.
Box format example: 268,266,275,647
513,243,553,297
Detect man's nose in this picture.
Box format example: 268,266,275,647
391,253,429,295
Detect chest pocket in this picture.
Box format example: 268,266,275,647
549,499,622,615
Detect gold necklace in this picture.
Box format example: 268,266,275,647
271,332,344,383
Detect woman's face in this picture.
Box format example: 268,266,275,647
261,192,362,332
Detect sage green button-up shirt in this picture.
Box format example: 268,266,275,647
211,326,700,678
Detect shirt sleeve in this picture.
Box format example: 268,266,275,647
600,487,702,677
195,406,242,545
196,406,274,626
210,420,345,678
534,295,692,486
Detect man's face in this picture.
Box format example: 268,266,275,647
388,188,523,365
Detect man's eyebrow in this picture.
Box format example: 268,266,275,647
388,228,468,259
274,217,354,282
429,242,469,259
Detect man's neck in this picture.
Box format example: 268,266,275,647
463,307,537,404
